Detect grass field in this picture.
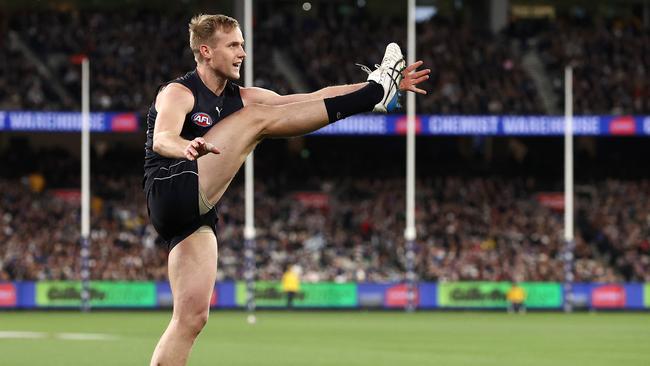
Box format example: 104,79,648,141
0,311,648,365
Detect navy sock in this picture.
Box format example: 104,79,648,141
323,81,383,123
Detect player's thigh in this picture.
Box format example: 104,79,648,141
168,230,218,318
196,105,269,202
201,103,270,155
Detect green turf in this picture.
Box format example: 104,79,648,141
0,311,648,365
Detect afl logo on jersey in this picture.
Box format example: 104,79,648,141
191,112,213,127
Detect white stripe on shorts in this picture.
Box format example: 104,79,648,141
159,160,187,171
153,170,198,181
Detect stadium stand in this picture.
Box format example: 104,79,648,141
535,17,650,114
8,8,646,115
1,144,648,283
1,6,649,284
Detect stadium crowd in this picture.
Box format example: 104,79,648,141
2,9,291,113
535,17,650,115
1,4,649,284
1,167,648,283
273,9,543,115
3,11,195,112
3,7,647,115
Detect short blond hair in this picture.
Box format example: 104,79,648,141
189,14,240,62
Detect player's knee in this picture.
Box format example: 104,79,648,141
241,103,266,123
190,310,209,335
185,310,209,337
242,103,278,136
174,306,209,337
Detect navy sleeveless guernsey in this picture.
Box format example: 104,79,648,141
143,70,244,249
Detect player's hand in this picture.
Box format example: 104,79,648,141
400,60,431,95
184,137,220,161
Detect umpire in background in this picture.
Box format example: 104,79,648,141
281,265,301,309
507,281,526,314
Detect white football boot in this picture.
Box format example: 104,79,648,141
358,43,406,113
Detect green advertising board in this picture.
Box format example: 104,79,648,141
235,282,357,307
438,282,562,308
36,281,156,307
645,284,650,308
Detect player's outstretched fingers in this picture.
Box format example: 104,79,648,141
194,137,206,147
410,86,427,95
193,137,220,156
400,60,431,94
205,142,220,154
185,144,199,160
402,60,424,75
412,69,431,79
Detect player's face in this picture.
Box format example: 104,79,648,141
207,27,246,80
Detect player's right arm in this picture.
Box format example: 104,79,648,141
152,83,219,161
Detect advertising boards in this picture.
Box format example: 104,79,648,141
438,282,562,308
0,111,138,132
357,283,390,308
0,281,642,310
591,285,626,309
384,284,420,308
36,281,156,307
312,114,650,136
0,283,17,307
235,282,357,307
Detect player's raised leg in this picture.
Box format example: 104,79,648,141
196,44,407,205
196,86,379,204
149,230,218,366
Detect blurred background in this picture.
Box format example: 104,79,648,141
0,0,649,365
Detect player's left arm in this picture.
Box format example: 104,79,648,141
240,61,430,106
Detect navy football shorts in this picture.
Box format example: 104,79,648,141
146,159,218,250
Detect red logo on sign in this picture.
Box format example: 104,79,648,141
385,284,419,308
192,112,213,127
609,116,636,135
210,288,218,307
592,285,625,308
0,283,17,307
293,192,330,209
110,113,138,132
395,116,422,135
52,189,81,203
536,192,565,211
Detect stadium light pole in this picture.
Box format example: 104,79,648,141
243,0,257,324
80,57,91,312
404,0,417,312
563,66,575,313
